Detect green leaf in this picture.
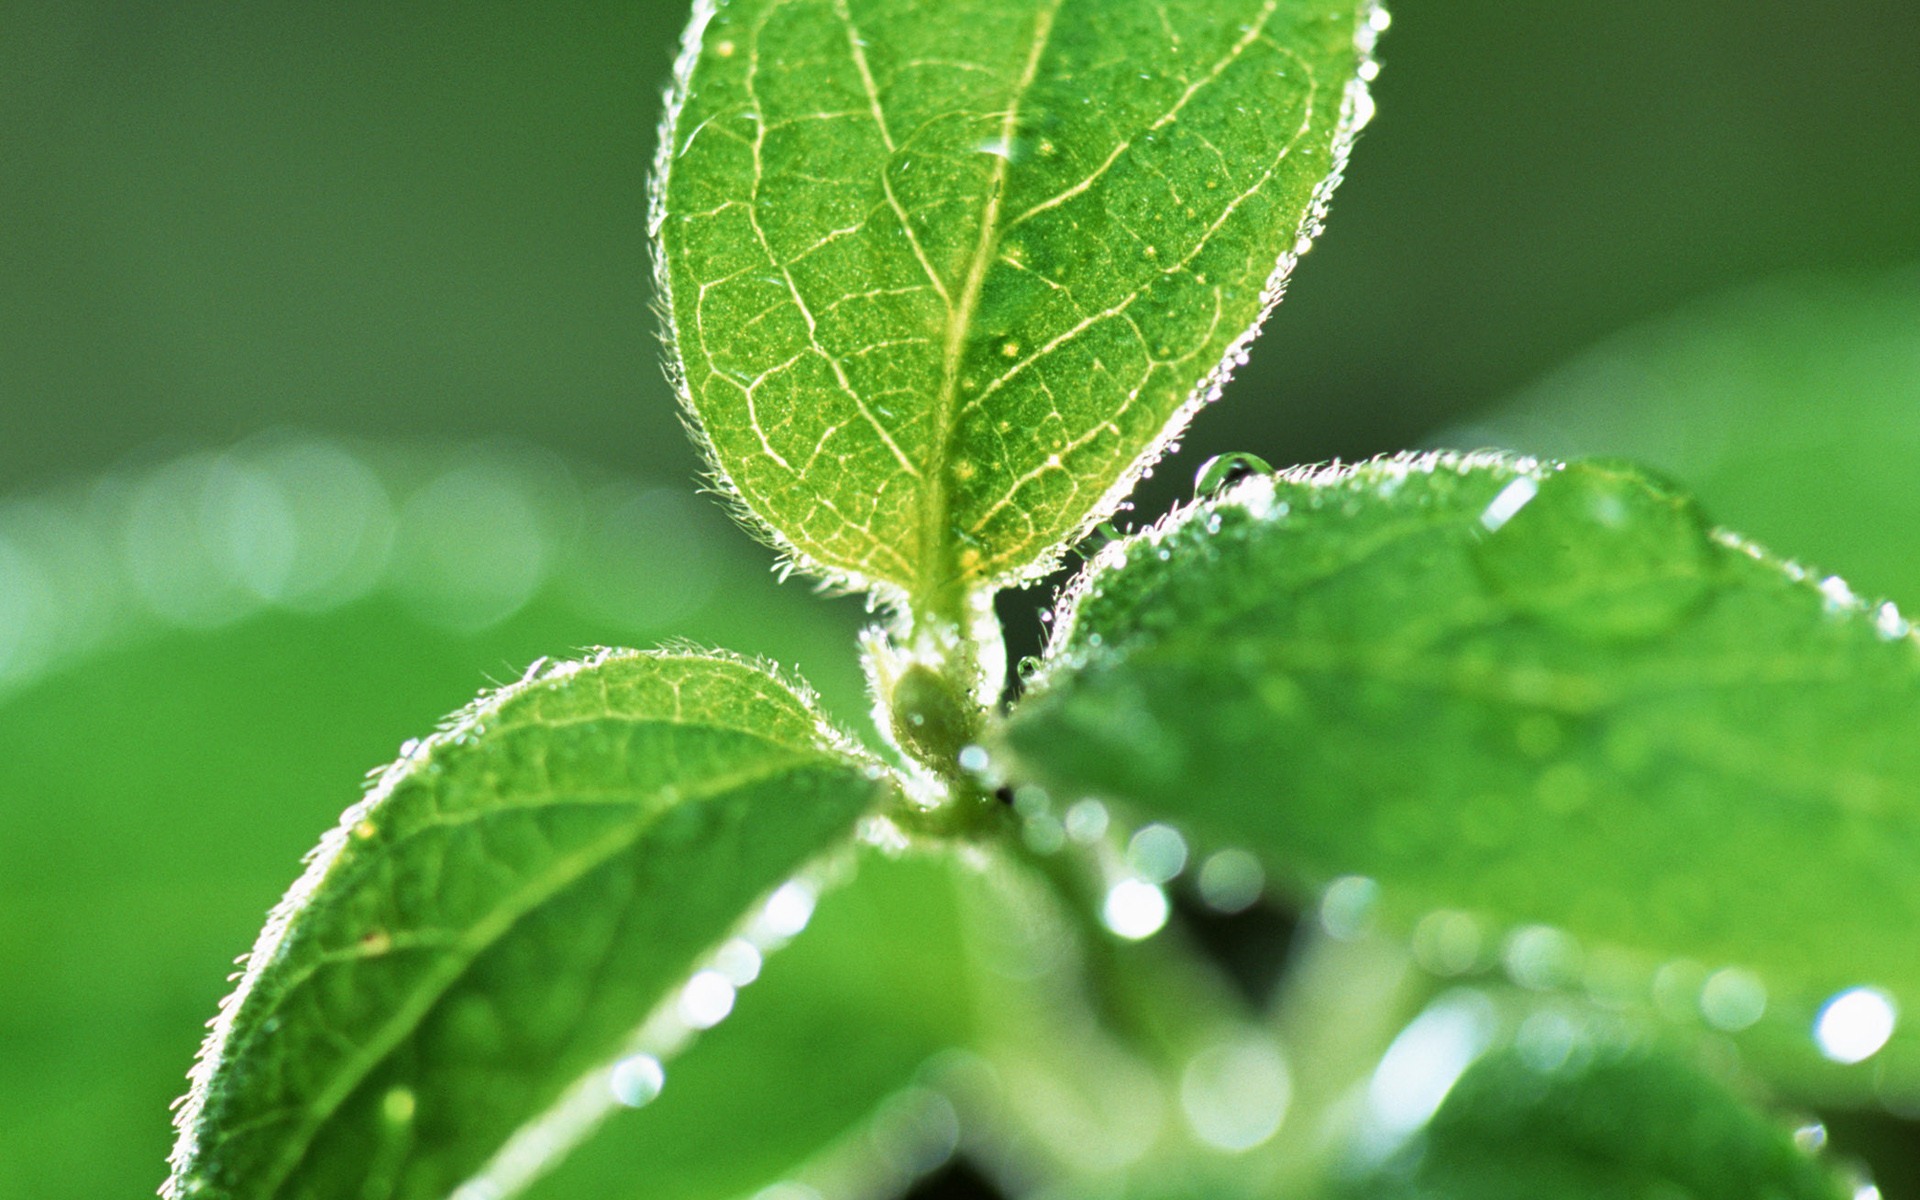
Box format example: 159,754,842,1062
526,848,981,1200
654,0,1382,611
1001,452,1920,1081
1344,1041,1847,1200
166,648,895,1200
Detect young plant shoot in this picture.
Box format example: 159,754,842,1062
165,2,1910,1198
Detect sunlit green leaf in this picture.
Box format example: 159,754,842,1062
654,0,1381,610
1001,452,1920,1086
166,649,894,1200
1347,1041,1847,1200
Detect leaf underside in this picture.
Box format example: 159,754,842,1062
167,649,890,1200
655,0,1379,605
1003,452,1920,1080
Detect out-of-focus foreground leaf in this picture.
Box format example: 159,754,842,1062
1451,266,1920,607
0,439,988,1200
165,649,892,1200
1002,452,1920,1094
655,0,1381,605
1345,1041,1846,1200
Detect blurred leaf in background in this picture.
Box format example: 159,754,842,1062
1452,267,1920,609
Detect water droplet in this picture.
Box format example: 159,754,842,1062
1180,1036,1291,1151
1015,654,1043,683
1699,967,1767,1031
1412,910,1486,976
1194,453,1274,497
610,1053,666,1107
1793,1121,1829,1153
713,938,763,986
1320,875,1380,940
1874,601,1910,640
1514,1009,1584,1074
1503,925,1581,991
1820,575,1861,614
1814,987,1897,1063
752,879,817,942
1127,823,1188,884
1022,814,1066,854
869,1087,961,1178
1472,461,1714,640
1103,878,1170,940
956,744,990,773
1064,798,1109,843
678,969,737,1029
1196,849,1264,914
1478,475,1540,533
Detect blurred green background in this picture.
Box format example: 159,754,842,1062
4,0,1919,1196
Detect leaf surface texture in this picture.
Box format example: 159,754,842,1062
167,649,889,1200
656,0,1379,604
1004,453,1920,1078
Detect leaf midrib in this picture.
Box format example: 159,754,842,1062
913,0,1061,616
251,750,836,1199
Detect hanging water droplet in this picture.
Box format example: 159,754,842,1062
609,1054,666,1108
1412,910,1486,976
678,969,737,1029
751,879,817,943
1319,875,1380,940
1015,654,1043,683
1699,967,1768,1031
1127,823,1189,884
1196,849,1264,914
1503,925,1581,991
1102,878,1170,940
1022,813,1066,854
1194,453,1274,497
1064,798,1110,843
1472,460,1715,640
713,938,763,987
1180,1036,1292,1151
1793,1121,1829,1153
1874,601,1910,640
1814,986,1897,1064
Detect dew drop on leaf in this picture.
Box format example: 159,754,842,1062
1196,849,1264,914
1102,878,1170,940
1193,452,1275,497
1471,460,1715,640
1699,967,1768,1032
608,1054,666,1109
1814,987,1898,1064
